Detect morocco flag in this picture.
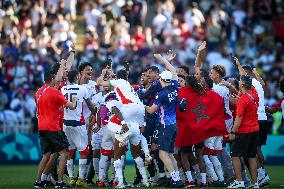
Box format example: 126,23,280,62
176,86,228,147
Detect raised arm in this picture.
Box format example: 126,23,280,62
65,50,75,72
195,41,206,73
54,59,67,82
154,52,178,80
97,68,111,87
252,68,265,87
232,56,246,76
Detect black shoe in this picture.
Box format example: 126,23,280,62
157,176,169,186
34,181,46,188
86,179,96,186
55,182,70,188
44,181,54,187
170,180,184,188
133,176,142,186
219,180,228,187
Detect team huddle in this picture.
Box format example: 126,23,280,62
33,41,284,189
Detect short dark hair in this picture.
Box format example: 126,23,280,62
68,70,79,83
242,65,253,75
147,66,159,74
240,75,252,90
178,66,189,75
44,70,55,83
212,64,226,78
280,77,284,93
79,62,93,73
116,69,128,80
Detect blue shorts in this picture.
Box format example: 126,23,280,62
143,117,159,145
158,124,177,153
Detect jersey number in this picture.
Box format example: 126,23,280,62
64,93,77,109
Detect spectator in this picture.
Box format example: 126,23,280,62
0,86,8,111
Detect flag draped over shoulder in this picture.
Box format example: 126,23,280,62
176,86,228,147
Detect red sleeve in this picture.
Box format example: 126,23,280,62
54,89,68,106
274,97,284,110
236,96,246,117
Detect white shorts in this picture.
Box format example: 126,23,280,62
101,126,115,151
121,103,145,126
108,121,141,146
91,127,104,150
204,136,223,151
63,125,88,151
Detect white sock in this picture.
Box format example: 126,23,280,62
121,155,126,177
175,171,181,181
46,173,52,181
141,135,150,157
201,173,207,184
210,155,224,182
79,159,87,179
166,172,171,178
221,147,235,179
93,157,100,177
99,155,108,181
41,173,47,182
134,156,148,184
185,171,194,182
111,158,116,181
170,171,179,182
257,168,265,178
67,159,74,178
204,155,218,181
159,172,166,178
113,159,123,185
105,158,111,180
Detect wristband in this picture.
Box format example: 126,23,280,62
121,120,126,125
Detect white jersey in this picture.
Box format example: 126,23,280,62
61,84,88,121
81,80,97,120
252,78,267,120
92,91,104,108
109,79,142,105
212,83,232,117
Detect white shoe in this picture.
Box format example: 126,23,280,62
258,174,270,187
142,182,150,187
115,184,125,188
227,180,245,188
247,183,259,188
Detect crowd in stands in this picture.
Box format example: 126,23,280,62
0,0,284,134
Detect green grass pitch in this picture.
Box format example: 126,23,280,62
0,165,283,189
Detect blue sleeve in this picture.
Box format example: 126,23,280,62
138,82,162,100
153,91,164,107
172,80,179,90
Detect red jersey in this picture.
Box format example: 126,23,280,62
35,84,68,131
235,87,259,133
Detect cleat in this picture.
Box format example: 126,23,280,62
76,178,88,187
115,184,125,188
219,180,229,187
170,180,184,188
112,181,119,187
55,182,70,188
185,181,195,188
227,180,245,188
157,176,169,186
33,181,46,188
133,176,142,186
69,177,76,187
44,181,54,187
247,183,259,188
258,174,270,187
98,180,105,187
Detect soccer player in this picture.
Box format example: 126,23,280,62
34,70,77,188
146,53,183,188
97,68,149,188
61,70,96,187
78,62,98,183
